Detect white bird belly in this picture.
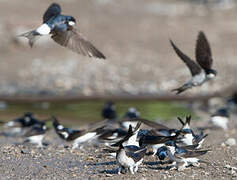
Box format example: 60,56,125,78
117,150,135,167
191,72,206,86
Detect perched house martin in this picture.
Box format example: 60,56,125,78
52,116,104,149
23,121,47,147
4,112,42,136
5,112,38,128
170,31,217,94
103,123,144,158
156,143,199,161
116,124,147,174
102,101,117,120
176,116,208,148
210,107,229,130
19,3,106,59
164,141,210,171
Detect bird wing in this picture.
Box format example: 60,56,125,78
125,148,146,162
195,31,213,70
124,145,141,152
181,144,199,150
142,134,178,145
43,3,62,23
51,27,106,59
176,149,208,158
193,132,208,144
24,126,45,137
170,39,202,76
67,129,84,140
125,118,170,130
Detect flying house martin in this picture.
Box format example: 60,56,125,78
19,3,106,59
170,31,216,94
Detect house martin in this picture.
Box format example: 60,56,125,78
19,3,106,59
170,31,216,94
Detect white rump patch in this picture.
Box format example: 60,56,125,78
36,24,51,35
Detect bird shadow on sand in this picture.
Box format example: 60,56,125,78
99,168,118,174
87,161,120,175
146,165,174,171
144,160,172,166
143,160,174,171
87,161,117,166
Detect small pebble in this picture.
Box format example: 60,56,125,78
225,138,236,146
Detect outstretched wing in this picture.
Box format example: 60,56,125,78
51,28,106,59
125,148,146,162
195,31,213,70
176,149,208,158
43,3,62,23
170,39,201,76
124,118,170,130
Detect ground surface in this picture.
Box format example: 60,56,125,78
0,0,237,96
0,112,236,179
0,1,237,179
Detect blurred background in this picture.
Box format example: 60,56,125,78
0,0,237,123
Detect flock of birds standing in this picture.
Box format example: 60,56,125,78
1,96,236,174
1,2,233,175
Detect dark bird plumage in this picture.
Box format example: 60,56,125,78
102,101,117,120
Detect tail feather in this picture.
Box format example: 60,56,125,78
172,84,191,94
18,30,40,47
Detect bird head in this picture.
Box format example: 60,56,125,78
67,16,76,26
206,69,217,79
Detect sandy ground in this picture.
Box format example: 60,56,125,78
0,0,237,96
0,111,236,179
0,1,237,179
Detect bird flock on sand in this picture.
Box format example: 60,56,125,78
0,2,234,175
2,97,236,174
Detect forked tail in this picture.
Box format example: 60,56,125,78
18,30,40,47
171,83,192,94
